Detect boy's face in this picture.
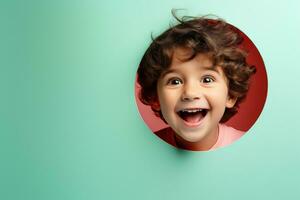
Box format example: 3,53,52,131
156,49,236,144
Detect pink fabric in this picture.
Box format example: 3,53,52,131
209,123,244,150
155,123,245,151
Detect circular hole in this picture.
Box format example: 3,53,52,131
135,18,268,151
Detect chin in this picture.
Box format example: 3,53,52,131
178,131,207,143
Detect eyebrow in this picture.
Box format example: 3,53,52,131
201,65,218,71
161,65,219,78
160,69,177,78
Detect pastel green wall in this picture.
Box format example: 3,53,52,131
1,0,299,199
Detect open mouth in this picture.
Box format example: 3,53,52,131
177,108,208,125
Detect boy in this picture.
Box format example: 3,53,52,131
137,15,256,151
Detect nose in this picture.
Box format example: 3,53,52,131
181,81,202,101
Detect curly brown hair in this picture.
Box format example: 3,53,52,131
137,14,256,123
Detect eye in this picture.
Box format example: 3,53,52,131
201,76,215,84
167,78,183,85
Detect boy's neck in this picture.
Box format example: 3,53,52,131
173,125,219,151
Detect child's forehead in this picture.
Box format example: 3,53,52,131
171,48,215,69
172,47,194,60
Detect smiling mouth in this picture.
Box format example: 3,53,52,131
177,108,208,125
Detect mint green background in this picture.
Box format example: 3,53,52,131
1,0,299,199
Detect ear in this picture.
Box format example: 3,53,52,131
225,96,237,108
151,101,160,111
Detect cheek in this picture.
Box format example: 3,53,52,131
159,90,181,117
158,90,176,109
209,90,224,96
159,86,178,99
207,87,229,105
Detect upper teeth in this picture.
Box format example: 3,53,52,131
181,109,203,113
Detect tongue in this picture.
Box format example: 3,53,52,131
182,112,203,123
